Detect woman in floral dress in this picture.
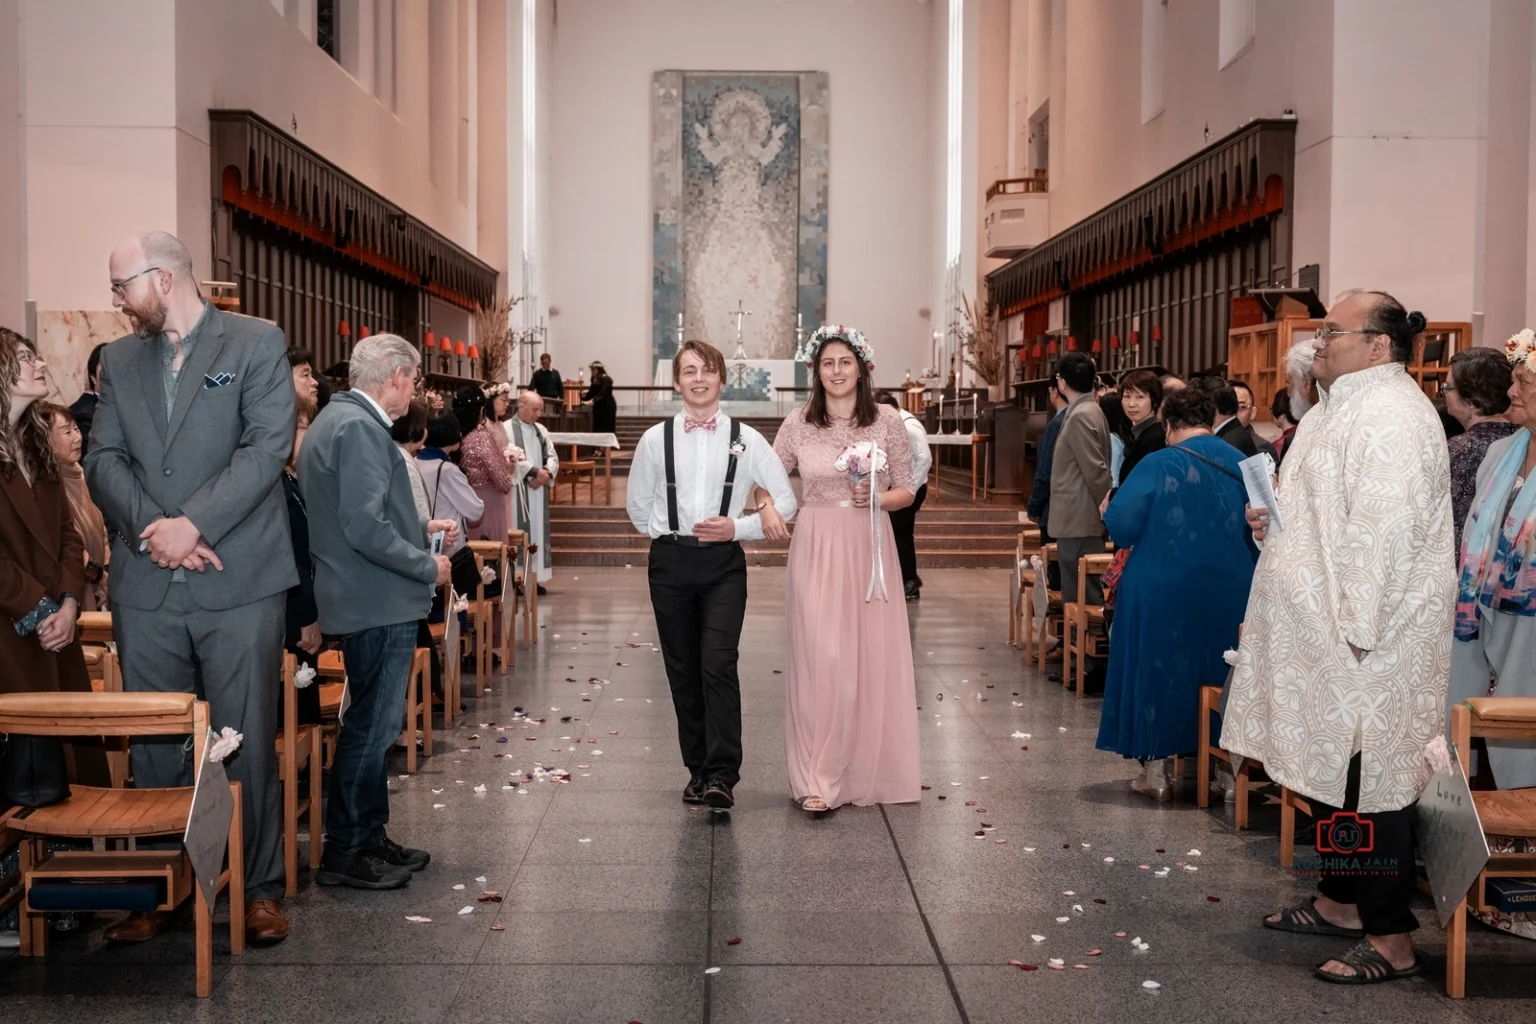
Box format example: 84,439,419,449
767,327,922,812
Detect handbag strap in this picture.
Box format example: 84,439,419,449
1171,443,1243,483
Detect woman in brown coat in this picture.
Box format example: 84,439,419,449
0,327,94,705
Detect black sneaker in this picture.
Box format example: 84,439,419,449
701,779,735,809
368,835,432,872
316,848,413,890
682,773,706,805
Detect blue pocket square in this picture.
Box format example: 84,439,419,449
203,372,235,389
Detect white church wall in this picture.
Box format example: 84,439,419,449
547,0,936,391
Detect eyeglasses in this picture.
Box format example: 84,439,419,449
1440,384,1458,395
109,266,161,297
16,348,39,365
1314,327,1378,346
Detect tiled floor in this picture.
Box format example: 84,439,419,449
3,567,1533,1022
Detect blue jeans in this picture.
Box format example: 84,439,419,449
326,621,417,853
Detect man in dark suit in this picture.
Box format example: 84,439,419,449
1195,377,1263,458
1229,379,1278,462
529,352,564,403
69,343,106,455
85,231,297,945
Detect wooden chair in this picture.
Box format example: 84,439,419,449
560,456,598,505
0,692,245,997
507,528,537,649
0,820,21,928
1061,551,1113,695
1197,685,1256,830
275,652,322,897
1009,528,1042,649
74,610,114,647
1445,697,1536,999
316,647,432,773
466,540,511,690
1033,543,1064,673
1278,786,1314,868
427,583,465,727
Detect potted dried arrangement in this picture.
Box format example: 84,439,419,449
474,295,520,383
959,293,1006,403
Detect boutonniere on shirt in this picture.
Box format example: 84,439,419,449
728,438,747,457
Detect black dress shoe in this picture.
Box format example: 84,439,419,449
702,779,735,809
682,774,705,804
904,582,920,601
537,584,548,596
368,835,431,872
316,848,413,890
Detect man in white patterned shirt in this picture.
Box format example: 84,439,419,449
627,340,797,810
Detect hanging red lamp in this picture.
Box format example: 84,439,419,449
337,320,351,337
1091,338,1103,354
359,326,372,339
1109,334,1121,350
1047,338,1059,356
424,331,435,350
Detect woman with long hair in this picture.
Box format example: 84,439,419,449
768,326,921,812
39,402,109,611
455,385,509,541
1099,392,1134,489
0,328,108,778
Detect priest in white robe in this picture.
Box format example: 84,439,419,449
511,389,559,589
1223,290,1455,985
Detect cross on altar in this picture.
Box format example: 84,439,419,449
731,300,751,360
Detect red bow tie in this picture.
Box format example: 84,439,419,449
684,416,718,434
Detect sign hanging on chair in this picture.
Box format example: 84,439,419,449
1415,749,1490,928
184,729,235,908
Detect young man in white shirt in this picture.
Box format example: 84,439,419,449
627,340,797,809
876,392,932,600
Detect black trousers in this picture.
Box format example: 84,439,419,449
1314,754,1420,936
889,483,927,590
648,538,748,786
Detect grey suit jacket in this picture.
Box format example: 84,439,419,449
298,390,438,635
84,305,298,612
1047,393,1112,540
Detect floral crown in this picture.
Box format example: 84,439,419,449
483,381,515,399
1504,329,1536,373
796,324,875,372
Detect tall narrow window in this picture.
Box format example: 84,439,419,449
1141,0,1166,123
943,0,963,381
317,0,340,62
1218,0,1256,69
375,0,396,111
521,0,541,373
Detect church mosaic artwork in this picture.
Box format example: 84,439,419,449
651,70,829,390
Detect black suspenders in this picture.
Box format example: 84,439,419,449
720,419,742,518
664,416,679,534
663,416,742,535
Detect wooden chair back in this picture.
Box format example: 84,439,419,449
1445,697,1536,998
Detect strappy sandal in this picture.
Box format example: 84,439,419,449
1314,940,1422,985
799,796,830,813
1262,897,1366,939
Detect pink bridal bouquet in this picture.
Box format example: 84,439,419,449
833,441,891,603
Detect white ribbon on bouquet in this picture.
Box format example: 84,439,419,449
836,441,890,603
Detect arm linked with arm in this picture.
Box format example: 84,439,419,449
734,431,798,541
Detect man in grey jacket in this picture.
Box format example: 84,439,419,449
299,334,452,890
1048,351,1112,685
87,232,297,944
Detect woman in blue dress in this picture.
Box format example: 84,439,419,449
1095,387,1259,799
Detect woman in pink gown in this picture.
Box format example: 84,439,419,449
770,327,922,812
455,386,512,542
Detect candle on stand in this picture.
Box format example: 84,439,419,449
938,394,944,434
797,312,803,329
972,393,978,429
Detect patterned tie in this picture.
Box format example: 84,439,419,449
684,415,718,434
